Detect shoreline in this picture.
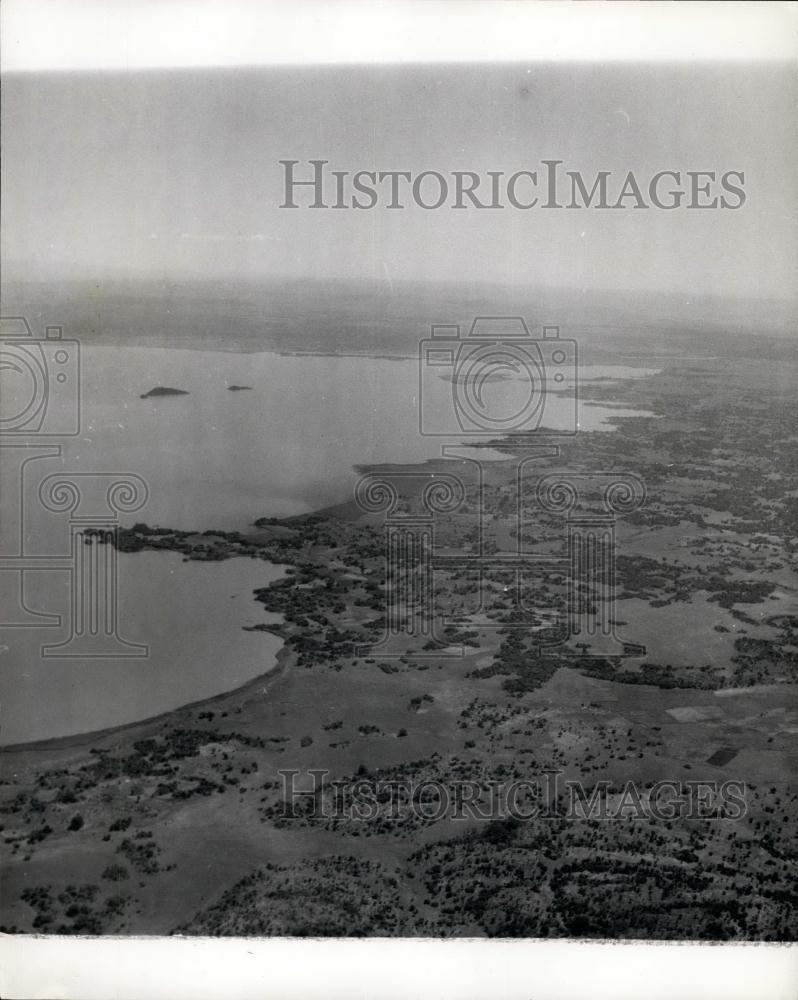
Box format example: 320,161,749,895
1,369,662,757
2,348,796,938
0,640,295,757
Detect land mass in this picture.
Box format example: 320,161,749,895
140,386,189,399
2,341,797,940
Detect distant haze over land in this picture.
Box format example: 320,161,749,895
2,275,794,361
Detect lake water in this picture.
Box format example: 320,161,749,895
0,345,656,743
0,553,284,745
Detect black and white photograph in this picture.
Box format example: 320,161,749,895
1,3,796,998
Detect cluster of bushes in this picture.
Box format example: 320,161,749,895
20,883,126,934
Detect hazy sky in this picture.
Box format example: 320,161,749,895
2,62,796,299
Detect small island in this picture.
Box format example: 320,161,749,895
227,385,253,391
140,387,190,399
